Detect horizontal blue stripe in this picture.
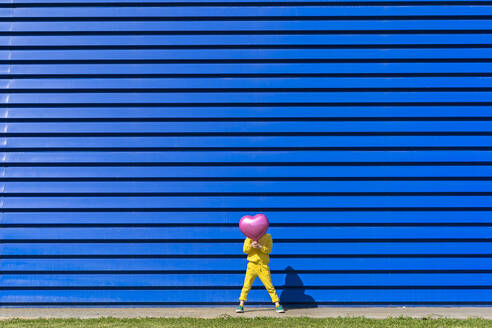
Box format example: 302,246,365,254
7,136,492,148
3,211,491,224
3,273,492,287
7,77,492,88
8,63,492,74
7,122,492,133
11,0,492,4
7,151,492,163
2,226,491,239
3,242,491,255
1,289,491,303
6,21,492,33
5,107,492,119
5,35,492,46
5,6,492,18
7,48,492,60
6,181,492,193
6,196,492,209
4,258,491,271
8,92,492,103
6,166,492,177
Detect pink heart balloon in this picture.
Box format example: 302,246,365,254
239,213,269,241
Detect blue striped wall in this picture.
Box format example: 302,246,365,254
1,0,492,306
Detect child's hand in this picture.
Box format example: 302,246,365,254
251,241,259,248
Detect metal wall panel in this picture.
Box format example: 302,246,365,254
1,0,492,306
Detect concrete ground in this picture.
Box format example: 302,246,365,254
0,307,491,320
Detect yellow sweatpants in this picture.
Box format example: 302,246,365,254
239,261,279,303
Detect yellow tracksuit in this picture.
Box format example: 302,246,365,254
239,233,279,303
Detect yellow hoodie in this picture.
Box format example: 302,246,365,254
242,233,273,265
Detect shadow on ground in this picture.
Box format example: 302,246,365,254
279,266,318,309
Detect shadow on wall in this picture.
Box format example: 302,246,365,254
279,266,318,309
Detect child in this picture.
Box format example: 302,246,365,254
236,232,285,313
